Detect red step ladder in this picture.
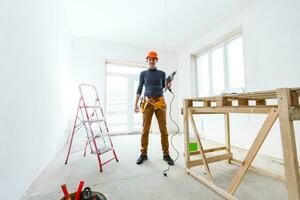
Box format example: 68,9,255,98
65,83,119,172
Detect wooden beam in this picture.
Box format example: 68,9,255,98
238,99,249,106
291,92,299,107
189,106,274,114
203,101,211,107
187,89,279,102
225,113,232,163
217,97,231,106
256,99,266,105
187,169,238,200
187,153,233,168
188,146,227,156
230,158,285,182
290,107,300,121
277,88,300,200
227,108,278,194
183,99,192,168
188,110,213,181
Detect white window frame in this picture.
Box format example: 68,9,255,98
195,33,245,97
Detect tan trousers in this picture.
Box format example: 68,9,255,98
140,103,169,155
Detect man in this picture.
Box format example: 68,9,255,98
134,50,174,165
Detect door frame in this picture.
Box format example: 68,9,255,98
105,62,147,134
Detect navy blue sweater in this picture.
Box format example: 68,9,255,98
136,68,166,97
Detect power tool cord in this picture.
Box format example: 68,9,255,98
163,90,180,176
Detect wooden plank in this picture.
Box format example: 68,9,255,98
230,158,285,182
186,87,300,103
238,99,249,106
183,99,192,168
188,146,227,156
189,106,274,114
277,88,300,200
217,97,231,107
291,92,299,106
187,169,238,200
227,108,278,194
188,110,213,181
187,153,233,168
291,87,300,92
291,107,300,121
188,89,278,102
256,99,266,105
225,113,232,163
185,87,297,103
204,146,226,153
203,101,211,107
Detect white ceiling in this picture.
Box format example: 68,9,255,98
65,0,252,52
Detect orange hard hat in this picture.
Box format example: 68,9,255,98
146,51,158,60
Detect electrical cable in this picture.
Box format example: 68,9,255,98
163,90,180,176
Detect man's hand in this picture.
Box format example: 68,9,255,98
134,104,140,113
166,81,172,89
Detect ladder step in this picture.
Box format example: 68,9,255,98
80,106,101,108
92,129,109,134
83,119,104,123
86,134,109,142
94,133,109,137
91,146,113,155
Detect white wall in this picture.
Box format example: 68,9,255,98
71,36,178,133
177,0,300,159
0,0,71,199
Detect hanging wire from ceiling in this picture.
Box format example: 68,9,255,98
163,0,167,67
162,0,180,177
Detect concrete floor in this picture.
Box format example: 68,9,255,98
23,134,288,200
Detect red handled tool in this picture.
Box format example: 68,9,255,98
61,184,71,200
74,181,85,200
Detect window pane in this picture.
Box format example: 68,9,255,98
196,54,210,97
227,37,245,89
211,46,225,95
106,75,128,132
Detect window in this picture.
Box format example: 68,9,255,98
106,63,145,134
196,36,245,97
211,46,225,95
196,54,210,97
227,37,245,89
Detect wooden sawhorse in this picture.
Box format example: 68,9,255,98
183,88,300,200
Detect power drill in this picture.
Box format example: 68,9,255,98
165,70,177,92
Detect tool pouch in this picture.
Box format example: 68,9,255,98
139,97,147,113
